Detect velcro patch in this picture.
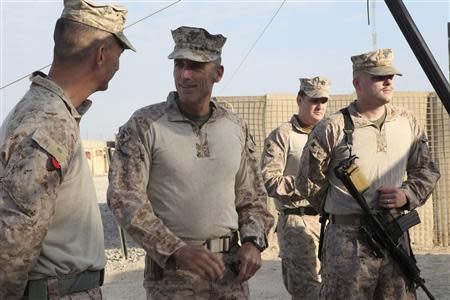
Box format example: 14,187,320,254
31,128,68,164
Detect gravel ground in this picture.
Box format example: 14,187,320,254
94,176,450,300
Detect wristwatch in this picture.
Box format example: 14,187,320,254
242,235,267,252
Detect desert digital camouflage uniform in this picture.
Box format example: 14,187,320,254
0,0,135,299
108,92,273,299
296,49,440,299
146,244,250,300
108,26,273,299
261,116,321,299
261,76,331,299
0,73,105,299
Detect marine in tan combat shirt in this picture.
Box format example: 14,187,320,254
261,76,330,299
296,49,440,299
0,0,135,299
107,26,274,300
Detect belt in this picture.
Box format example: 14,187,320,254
185,232,239,253
330,214,364,226
24,269,104,299
148,233,239,280
283,206,318,216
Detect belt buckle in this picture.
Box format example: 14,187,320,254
222,235,231,252
204,236,231,252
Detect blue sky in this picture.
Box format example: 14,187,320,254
1,0,449,140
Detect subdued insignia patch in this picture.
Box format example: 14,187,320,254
31,128,68,163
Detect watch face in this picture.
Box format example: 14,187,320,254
243,236,267,252
256,239,267,251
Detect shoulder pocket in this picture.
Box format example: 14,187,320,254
31,129,68,165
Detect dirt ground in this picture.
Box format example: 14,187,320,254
101,248,450,300
95,176,450,300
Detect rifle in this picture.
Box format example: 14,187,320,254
335,155,435,300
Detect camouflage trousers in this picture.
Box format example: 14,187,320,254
144,253,249,300
23,285,102,300
59,287,102,300
277,213,321,300
320,224,416,300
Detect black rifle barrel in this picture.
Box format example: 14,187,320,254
385,0,450,115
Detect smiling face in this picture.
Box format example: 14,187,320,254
173,58,224,107
353,71,395,106
297,93,328,127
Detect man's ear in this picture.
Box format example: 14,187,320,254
296,94,302,106
215,65,224,83
95,44,107,67
352,77,360,91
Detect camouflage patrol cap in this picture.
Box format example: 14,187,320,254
299,76,331,99
168,26,226,62
61,0,136,51
351,48,402,76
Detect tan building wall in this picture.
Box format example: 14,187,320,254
82,140,109,176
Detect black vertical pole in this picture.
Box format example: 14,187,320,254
385,0,450,115
106,141,128,260
448,22,450,81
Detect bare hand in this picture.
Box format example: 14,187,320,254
378,187,407,209
233,242,261,283
173,245,225,281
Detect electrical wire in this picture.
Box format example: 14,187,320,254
0,0,182,90
220,0,287,94
124,0,181,30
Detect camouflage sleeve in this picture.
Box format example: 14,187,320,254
235,124,274,244
296,119,335,211
107,118,186,268
401,116,440,210
0,129,68,298
261,126,301,204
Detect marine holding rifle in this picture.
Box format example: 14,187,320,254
296,48,440,299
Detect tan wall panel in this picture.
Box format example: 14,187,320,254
428,94,450,246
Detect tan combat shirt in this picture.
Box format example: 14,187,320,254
108,92,274,268
261,115,311,210
0,72,106,298
297,101,440,215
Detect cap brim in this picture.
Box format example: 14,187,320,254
114,32,136,52
364,65,402,76
168,48,219,62
304,90,330,99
